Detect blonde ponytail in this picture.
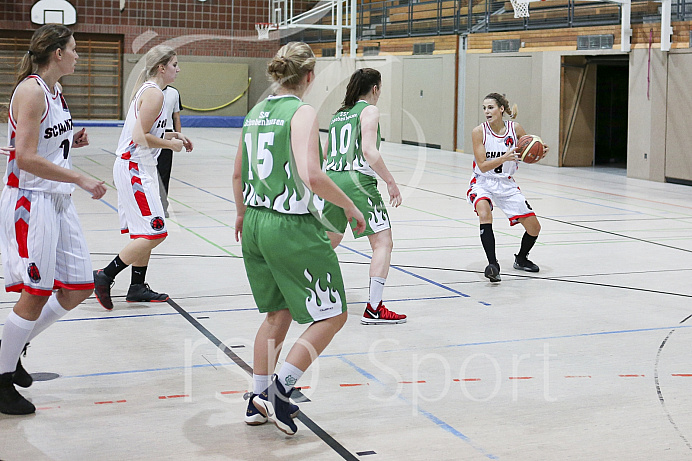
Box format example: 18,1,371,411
130,45,177,102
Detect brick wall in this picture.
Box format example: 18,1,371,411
0,0,284,57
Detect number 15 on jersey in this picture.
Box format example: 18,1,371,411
244,132,275,180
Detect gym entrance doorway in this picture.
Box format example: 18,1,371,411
560,55,629,168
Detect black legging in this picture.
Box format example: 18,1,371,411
157,148,173,193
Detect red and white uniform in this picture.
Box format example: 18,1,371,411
0,75,94,295
467,120,535,226
113,81,167,239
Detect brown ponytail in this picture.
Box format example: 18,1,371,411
485,92,518,119
338,68,381,112
14,24,73,90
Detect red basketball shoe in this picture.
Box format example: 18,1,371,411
361,301,407,325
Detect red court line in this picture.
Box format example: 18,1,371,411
220,390,247,395
454,378,482,382
618,374,645,377
509,377,533,380
671,374,692,377
296,386,311,390
399,381,426,384
340,383,367,387
565,375,592,378
159,394,189,399
36,406,60,410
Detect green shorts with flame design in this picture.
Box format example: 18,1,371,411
321,171,391,238
241,206,347,324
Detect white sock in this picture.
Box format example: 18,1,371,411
276,362,304,392
253,374,271,395
0,312,35,374
27,295,70,342
369,277,386,306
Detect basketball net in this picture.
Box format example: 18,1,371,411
255,23,277,40
509,0,530,18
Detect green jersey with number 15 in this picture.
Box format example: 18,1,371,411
241,95,324,215
325,100,378,177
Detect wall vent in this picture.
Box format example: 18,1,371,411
577,34,614,50
363,45,380,56
492,39,520,53
413,42,435,55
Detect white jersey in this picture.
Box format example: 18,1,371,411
472,120,519,180
162,86,181,130
116,81,165,166
5,75,74,194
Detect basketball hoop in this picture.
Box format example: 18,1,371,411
509,0,530,18
255,23,278,40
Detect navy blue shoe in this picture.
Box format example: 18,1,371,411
244,391,299,426
253,377,299,435
245,393,267,425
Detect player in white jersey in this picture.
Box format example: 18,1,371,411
157,85,183,217
0,25,107,415
467,92,547,282
93,45,192,310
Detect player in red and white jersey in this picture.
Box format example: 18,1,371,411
115,80,166,166
5,76,75,194
93,45,192,310
467,92,548,283
0,25,107,415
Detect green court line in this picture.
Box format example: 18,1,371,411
166,218,239,257
75,157,239,257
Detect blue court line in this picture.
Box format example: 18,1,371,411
339,356,498,460
321,323,692,359
96,197,118,212
0,295,463,326
339,244,471,298
0,307,258,327
61,362,224,379
172,177,235,204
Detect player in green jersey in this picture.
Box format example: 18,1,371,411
322,68,406,325
233,42,365,436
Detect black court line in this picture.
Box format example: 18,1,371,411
654,314,692,451
167,298,359,461
542,216,692,254
404,185,692,254
336,261,692,298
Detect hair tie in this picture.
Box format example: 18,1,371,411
27,50,33,56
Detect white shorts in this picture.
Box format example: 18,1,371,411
0,187,94,296
113,158,167,240
467,176,535,226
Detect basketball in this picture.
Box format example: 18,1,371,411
517,135,544,164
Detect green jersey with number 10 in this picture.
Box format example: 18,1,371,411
241,95,324,215
325,100,378,177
